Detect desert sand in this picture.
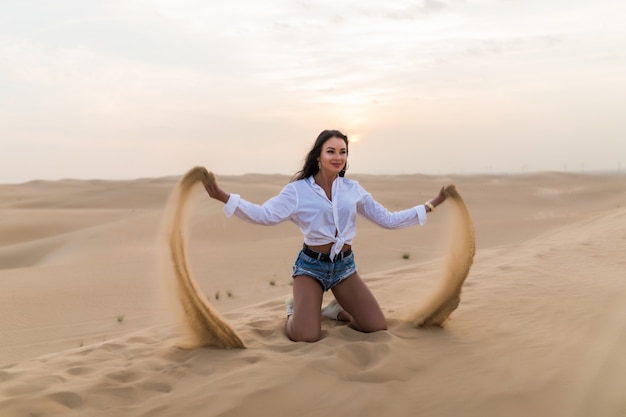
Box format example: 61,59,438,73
1,172,625,417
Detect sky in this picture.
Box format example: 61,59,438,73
1,0,625,183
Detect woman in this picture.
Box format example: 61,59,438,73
203,130,447,342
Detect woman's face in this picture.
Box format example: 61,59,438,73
317,137,348,176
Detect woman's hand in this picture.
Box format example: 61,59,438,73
203,174,230,204
426,186,447,212
433,186,447,206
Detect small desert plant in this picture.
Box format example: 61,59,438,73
215,291,220,300
227,290,233,298
269,280,276,286
402,253,410,260
117,314,125,323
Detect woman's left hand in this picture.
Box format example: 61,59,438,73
428,186,447,209
436,186,447,205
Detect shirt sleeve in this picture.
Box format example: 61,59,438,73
356,186,427,229
223,183,298,225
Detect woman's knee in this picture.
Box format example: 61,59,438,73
286,318,321,342
290,327,321,343
356,317,387,333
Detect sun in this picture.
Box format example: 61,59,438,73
350,134,361,143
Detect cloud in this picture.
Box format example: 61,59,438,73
383,0,449,20
463,35,565,57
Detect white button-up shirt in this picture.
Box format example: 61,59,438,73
224,176,427,260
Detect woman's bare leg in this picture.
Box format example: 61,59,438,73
286,275,324,342
331,273,387,332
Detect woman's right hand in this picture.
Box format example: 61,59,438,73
203,175,230,204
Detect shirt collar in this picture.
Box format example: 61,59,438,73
307,175,342,185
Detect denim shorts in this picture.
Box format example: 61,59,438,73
292,250,358,292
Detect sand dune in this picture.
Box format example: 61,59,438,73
1,173,625,416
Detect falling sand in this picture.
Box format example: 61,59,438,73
163,166,245,349
410,185,476,327
163,169,474,348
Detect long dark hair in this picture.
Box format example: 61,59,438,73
291,130,349,181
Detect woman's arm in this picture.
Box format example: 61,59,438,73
357,185,447,229
204,177,297,225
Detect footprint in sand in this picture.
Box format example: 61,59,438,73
47,391,84,409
